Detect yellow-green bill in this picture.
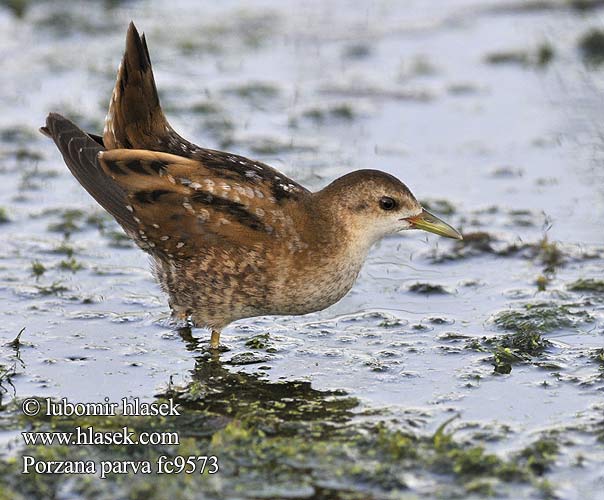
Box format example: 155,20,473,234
405,209,463,240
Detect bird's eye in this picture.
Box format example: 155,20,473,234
379,196,397,211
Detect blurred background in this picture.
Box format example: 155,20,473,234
0,1,603,498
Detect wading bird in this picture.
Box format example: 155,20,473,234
42,23,461,348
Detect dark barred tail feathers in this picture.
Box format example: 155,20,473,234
103,21,172,151
40,113,136,233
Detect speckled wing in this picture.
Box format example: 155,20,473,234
97,149,309,257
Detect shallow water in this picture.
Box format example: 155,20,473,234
1,1,603,498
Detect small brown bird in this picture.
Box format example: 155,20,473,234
41,23,461,348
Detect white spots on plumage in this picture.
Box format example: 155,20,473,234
182,202,195,214
160,235,170,241
166,174,176,185
133,216,141,223
152,223,160,229
204,179,215,193
255,208,265,217
179,178,191,186
218,217,231,225
254,189,264,199
126,205,134,212
270,208,284,216
189,182,202,189
232,195,241,203
243,186,255,198
218,182,231,191
176,242,185,249
198,208,210,221
245,170,261,181
148,242,156,248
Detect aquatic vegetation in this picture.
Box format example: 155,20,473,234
0,368,565,499
299,103,356,124
535,274,549,291
579,29,604,65
408,282,450,295
537,43,555,66
467,300,594,373
420,199,456,215
0,2,602,498
0,207,9,224
50,241,75,256
18,166,58,191
484,43,555,67
46,209,87,236
34,281,68,296
470,302,595,373
467,329,551,374
342,43,371,60
518,438,559,476
591,349,604,373
30,261,46,278
568,278,604,294
244,333,274,350
223,81,280,102
492,302,593,335
58,257,83,273
104,229,133,248
536,236,564,273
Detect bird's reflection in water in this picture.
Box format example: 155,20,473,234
158,326,358,432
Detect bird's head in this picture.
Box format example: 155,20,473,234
314,169,462,245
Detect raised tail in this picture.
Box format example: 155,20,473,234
42,113,136,233
103,22,172,151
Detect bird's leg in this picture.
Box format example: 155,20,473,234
210,329,221,349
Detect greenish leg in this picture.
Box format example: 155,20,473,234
210,330,221,349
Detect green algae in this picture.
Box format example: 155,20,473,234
0,343,566,499
484,43,555,68
104,229,134,248
467,330,551,374
568,279,604,294
536,236,564,273
299,103,356,124
492,302,593,335
408,282,450,295
579,29,604,65
34,281,68,296
244,333,275,351
0,0,28,18
468,302,595,373
46,209,88,236
30,261,45,278
420,199,456,215
518,438,559,476
224,82,280,103
58,257,84,273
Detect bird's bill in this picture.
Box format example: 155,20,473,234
404,209,463,240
